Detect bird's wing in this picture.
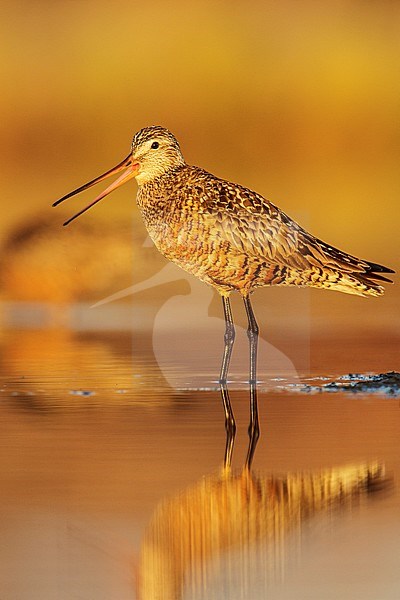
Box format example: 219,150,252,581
200,176,392,279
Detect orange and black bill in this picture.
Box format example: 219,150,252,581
53,154,139,226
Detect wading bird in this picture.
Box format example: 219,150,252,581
54,126,394,466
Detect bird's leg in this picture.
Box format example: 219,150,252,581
219,295,236,468
243,295,260,469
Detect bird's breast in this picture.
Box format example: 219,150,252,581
137,187,210,255
135,176,271,294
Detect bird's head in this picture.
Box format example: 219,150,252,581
131,126,185,185
53,126,184,225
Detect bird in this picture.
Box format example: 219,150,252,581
54,125,394,466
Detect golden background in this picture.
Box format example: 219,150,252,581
0,0,398,326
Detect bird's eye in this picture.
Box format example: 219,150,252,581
151,141,159,149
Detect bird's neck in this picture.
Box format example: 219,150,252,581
136,163,187,189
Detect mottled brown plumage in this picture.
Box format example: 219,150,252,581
132,127,393,298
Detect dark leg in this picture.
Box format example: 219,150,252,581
219,295,236,468
243,294,260,468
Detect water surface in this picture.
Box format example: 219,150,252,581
0,310,399,599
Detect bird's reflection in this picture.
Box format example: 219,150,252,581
137,461,387,599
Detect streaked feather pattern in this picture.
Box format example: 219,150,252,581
136,140,393,298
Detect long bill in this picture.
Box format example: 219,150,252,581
53,153,139,226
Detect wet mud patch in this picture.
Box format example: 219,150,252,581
300,372,400,396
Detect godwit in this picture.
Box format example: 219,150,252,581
54,126,394,466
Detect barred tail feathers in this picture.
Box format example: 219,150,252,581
270,262,393,297
292,235,395,297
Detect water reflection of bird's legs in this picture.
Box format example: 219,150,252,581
244,295,260,469
219,296,236,468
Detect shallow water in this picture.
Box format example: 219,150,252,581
0,306,399,599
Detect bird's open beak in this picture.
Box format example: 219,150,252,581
53,154,140,226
